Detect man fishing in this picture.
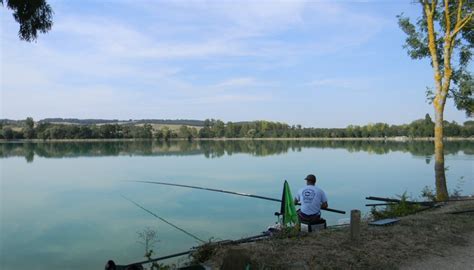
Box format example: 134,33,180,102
294,174,328,223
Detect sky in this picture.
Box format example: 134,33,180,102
0,0,472,127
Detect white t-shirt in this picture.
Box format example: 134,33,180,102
296,185,327,216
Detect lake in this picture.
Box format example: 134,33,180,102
1,140,473,269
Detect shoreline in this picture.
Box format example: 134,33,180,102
200,200,474,269
1,137,473,143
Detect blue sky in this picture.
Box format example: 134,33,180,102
1,0,471,127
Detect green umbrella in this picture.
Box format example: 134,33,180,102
280,180,298,226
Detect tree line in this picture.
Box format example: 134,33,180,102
0,115,473,140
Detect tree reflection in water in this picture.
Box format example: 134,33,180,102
0,140,473,163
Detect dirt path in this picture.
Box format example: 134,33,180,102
401,232,474,270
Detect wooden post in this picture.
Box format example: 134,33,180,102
350,209,361,242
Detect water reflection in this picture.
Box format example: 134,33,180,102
1,140,472,269
1,140,473,162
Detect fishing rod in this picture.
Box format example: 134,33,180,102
123,232,269,267
132,180,280,202
127,250,192,267
121,195,206,243
366,196,435,206
365,203,397,207
130,180,346,214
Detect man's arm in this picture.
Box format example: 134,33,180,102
294,198,300,205
321,201,328,209
294,191,301,205
321,190,328,209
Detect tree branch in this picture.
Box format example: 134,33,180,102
431,0,437,13
456,0,463,25
444,0,455,62
452,14,473,38
424,1,443,94
444,0,451,36
441,0,455,101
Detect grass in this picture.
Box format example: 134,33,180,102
370,192,423,220
202,200,474,269
190,241,218,265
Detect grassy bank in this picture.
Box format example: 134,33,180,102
200,200,474,269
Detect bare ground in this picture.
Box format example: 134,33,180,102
401,232,474,270
201,201,474,269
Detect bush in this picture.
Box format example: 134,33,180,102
370,192,422,220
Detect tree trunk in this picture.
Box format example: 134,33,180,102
434,107,448,201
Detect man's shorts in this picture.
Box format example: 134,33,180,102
297,209,322,224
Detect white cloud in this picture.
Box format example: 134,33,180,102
0,0,393,123
46,0,387,61
214,77,258,88
306,77,380,92
171,93,271,105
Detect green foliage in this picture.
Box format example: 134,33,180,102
397,1,473,116
159,126,178,141
154,264,173,270
407,116,434,137
24,117,34,129
1,115,474,141
452,71,474,116
421,186,437,202
397,14,430,60
1,127,23,139
137,227,173,270
370,192,422,220
190,240,218,264
422,178,467,201
194,116,470,139
2,127,14,140
373,180,469,220
1,0,53,42
272,225,301,239
178,125,197,140
22,117,35,139
25,123,155,140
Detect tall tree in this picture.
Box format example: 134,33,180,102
1,0,53,42
23,117,35,139
398,0,473,200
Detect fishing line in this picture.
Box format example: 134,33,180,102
121,195,205,243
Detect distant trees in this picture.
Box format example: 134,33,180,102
22,117,35,139
462,120,474,136
0,116,473,141
407,114,435,137
2,127,14,140
178,125,197,140
0,119,155,140
194,117,470,139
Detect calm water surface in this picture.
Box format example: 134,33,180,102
1,140,473,269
